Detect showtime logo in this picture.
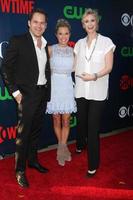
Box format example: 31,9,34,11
121,13,133,26
0,126,17,144
119,105,133,118
120,75,133,90
0,0,34,14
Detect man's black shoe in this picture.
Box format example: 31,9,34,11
28,162,49,173
16,171,29,188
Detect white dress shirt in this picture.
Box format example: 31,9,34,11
32,33,47,85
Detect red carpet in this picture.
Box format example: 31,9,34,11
0,129,133,200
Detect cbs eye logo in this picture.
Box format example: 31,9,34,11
121,13,133,26
119,105,133,118
0,41,8,59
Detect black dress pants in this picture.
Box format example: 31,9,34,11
76,98,105,170
15,85,47,172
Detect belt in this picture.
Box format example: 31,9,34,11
36,84,46,89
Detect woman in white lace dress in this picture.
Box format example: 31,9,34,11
46,19,77,166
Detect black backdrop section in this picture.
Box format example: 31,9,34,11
0,0,132,155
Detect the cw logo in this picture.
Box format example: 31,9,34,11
63,6,101,21
121,47,133,57
70,116,77,128
63,5,86,19
0,86,12,100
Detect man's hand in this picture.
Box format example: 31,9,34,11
15,93,22,104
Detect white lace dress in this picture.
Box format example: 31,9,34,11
46,44,77,114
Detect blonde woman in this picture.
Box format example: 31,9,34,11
74,8,116,176
46,19,77,166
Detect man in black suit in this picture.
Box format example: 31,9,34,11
1,8,51,188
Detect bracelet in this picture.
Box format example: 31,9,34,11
93,73,98,81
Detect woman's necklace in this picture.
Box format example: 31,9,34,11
85,33,99,63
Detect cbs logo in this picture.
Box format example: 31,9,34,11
119,105,133,118
121,13,133,26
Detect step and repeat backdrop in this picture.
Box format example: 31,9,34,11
0,0,132,156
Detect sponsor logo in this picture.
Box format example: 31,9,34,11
120,75,133,90
121,47,133,57
0,41,8,59
0,118,76,144
70,116,77,128
0,125,17,144
0,0,34,14
121,13,133,26
0,86,12,100
63,6,101,21
119,105,133,118
0,41,12,101
64,5,86,19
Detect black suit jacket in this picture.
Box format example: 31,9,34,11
1,32,51,101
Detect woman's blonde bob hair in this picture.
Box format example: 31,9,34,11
82,8,99,24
